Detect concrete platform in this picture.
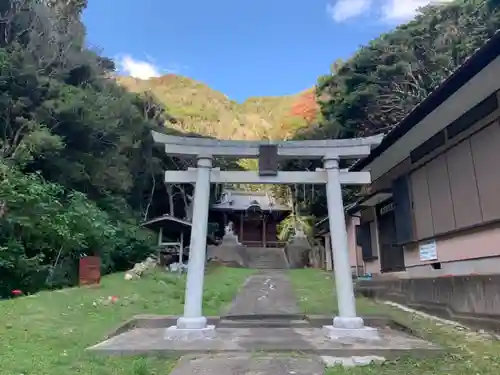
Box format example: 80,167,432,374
88,271,443,374
105,314,403,338
87,324,441,359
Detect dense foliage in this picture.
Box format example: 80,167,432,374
0,164,154,295
313,0,500,139
0,0,197,297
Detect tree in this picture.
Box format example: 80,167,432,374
311,0,500,140
0,0,207,294
289,91,320,124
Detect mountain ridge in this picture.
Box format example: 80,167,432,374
116,74,318,141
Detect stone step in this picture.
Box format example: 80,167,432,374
248,263,289,269
245,247,289,269
248,260,287,265
249,262,285,266
218,319,310,328
249,257,286,262
246,247,286,253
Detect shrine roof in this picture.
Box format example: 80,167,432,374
211,190,290,212
141,215,217,244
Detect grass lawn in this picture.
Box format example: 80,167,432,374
0,266,253,375
289,269,500,375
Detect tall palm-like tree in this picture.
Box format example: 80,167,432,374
277,185,315,242
277,212,315,242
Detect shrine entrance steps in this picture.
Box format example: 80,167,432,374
245,247,289,269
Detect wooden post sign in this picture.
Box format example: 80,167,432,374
79,256,101,287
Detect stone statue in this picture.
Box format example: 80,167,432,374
225,221,234,235
294,228,306,238
206,220,248,267
220,221,243,246
285,228,311,268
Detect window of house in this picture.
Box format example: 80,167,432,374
410,131,445,164
446,93,498,140
392,175,414,243
369,220,379,257
356,222,373,260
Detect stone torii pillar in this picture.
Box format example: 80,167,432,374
175,155,213,331
164,154,217,339
322,156,377,339
324,234,333,271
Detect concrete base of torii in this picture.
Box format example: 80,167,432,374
165,325,217,341
323,317,381,341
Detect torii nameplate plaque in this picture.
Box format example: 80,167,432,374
258,144,278,176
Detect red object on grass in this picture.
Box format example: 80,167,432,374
11,289,23,296
79,256,101,286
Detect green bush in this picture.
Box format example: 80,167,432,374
0,163,155,297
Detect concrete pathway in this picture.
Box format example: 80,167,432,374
224,270,299,316
170,354,324,375
170,270,325,374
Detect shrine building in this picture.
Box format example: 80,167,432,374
210,189,291,248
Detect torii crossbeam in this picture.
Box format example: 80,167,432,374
164,168,371,185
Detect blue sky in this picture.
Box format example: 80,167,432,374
82,0,451,102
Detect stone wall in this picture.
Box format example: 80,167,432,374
206,244,249,268
356,275,500,331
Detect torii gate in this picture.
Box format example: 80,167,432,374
152,131,383,340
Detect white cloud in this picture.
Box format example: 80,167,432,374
381,0,455,22
326,0,455,23
326,0,372,22
116,55,161,79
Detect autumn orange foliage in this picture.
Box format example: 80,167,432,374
289,91,319,123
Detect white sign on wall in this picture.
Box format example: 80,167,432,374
419,240,438,262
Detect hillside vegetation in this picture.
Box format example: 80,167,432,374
118,75,318,140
